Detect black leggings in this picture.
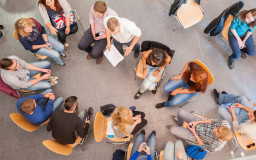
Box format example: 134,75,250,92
57,23,78,44
131,111,147,135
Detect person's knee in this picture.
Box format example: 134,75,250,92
166,98,181,107
239,96,248,103
177,108,186,118
169,126,178,135
42,61,51,69
247,50,255,56
44,88,53,94
78,41,86,50
140,112,145,119
165,141,174,149
90,49,102,59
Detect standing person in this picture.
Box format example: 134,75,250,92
16,89,63,125
78,1,118,64
38,0,78,47
15,18,67,66
104,15,141,58
47,96,93,144
155,61,209,108
227,9,256,69
0,56,57,91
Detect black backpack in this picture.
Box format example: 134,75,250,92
113,149,125,160
100,104,116,117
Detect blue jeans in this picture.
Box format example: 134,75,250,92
218,94,255,125
37,34,64,65
21,61,51,91
37,89,64,111
163,140,187,160
139,64,164,93
130,131,156,160
163,78,198,107
113,38,140,56
228,34,255,62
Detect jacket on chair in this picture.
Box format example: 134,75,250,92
169,0,201,16
204,1,244,36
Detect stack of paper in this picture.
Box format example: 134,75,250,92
104,45,124,67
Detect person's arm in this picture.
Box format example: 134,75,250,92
90,24,96,39
234,103,254,113
242,31,252,44
124,36,140,56
172,61,190,81
27,63,47,72
129,151,140,160
43,99,54,120
58,0,71,34
29,74,51,86
141,50,151,77
153,54,172,77
47,114,54,131
76,118,90,138
187,123,204,145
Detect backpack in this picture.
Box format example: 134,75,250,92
113,149,125,160
100,104,116,117
186,145,207,160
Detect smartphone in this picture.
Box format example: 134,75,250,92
143,144,147,150
95,32,100,37
189,123,193,128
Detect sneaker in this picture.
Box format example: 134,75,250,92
140,129,145,135
87,107,94,119
60,62,67,66
241,52,246,59
48,76,58,81
168,94,174,101
61,53,68,59
228,57,234,69
87,54,92,60
150,130,156,136
64,43,69,47
155,102,164,109
134,49,140,58
96,57,103,64
212,89,220,104
79,138,85,145
134,90,142,99
50,79,58,86
222,91,228,94
152,87,157,94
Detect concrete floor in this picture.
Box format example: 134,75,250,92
0,0,256,159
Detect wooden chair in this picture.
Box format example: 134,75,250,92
10,113,49,132
42,136,82,155
19,73,41,93
126,143,134,160
221,15,234,42
159,150,164,160
174,0,204,29
94,112,131,144
13,31,47,60
234,131,256,151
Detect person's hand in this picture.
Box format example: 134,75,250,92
85,117,90,124
171,90,179,96
46,42,53,50
133,114,141,120
145,145,151,155
95,35,104,40
124,46,132,56
172,74,182,81
50,26,58,35
228,106,235,114
153,70,160,77
106,42,111,51
42,69,51,74
41,73,51,80
143,69,147,77
238,39,245,49
49,94,55,100
176,148,184,160
189,121,199,127
234,103,243,109
43,92,52,98
187,122,196,133
65,26,70,35
138,142,146,152
135,117,142,124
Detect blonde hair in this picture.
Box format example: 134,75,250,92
107,17,119,32
217,126,234,141
15,18,35,37
111,106,134,135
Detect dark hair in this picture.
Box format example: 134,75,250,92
93,1,107,14
147,48,166,67
0,58,13,70
38,0,63,13
253,110,256,122
237,9,256,28
64,96,77,110
20,99,36,114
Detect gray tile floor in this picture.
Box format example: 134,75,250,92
0,0,256,159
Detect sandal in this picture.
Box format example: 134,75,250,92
87,54,92,60
134,91,142,99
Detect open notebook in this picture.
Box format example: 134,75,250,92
106,120,115,138
104,45,124,67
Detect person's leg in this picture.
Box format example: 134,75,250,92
174,140,187,160
139,65,159,93
90,38,107,59
131,119,147,135
76,108,88,127
228,34,242,62
164,91,198,107
47,34,64,54
170,126,196,142
78,28,95,53
218,106,233,125
52,97,64,111
57,29,66,44
176,108,203,125
163,141,175,160
146,131,156,160
163,78,187,93
130,132,144,156
37,48,63,65
244,35,255,56
37,89,53,108
113,39,124,55
29,61,51,77
68,23,78,35
24,79,51,91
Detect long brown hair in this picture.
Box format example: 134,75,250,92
38,0,63,13
237,9,256,28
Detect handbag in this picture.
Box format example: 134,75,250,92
186,145,207,160
100,104,116,117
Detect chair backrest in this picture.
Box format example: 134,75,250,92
126,143,134,160
221,15,234,41
234,131,256,151
42,136,82,155
94,112,108,142
193,59,214,85
159,150,164,160
10,113,49,132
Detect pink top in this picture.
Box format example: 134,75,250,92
89,6,118,37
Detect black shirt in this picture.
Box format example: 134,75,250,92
47,110,89,145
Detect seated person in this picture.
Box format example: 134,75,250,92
16,89,63,125
47,96,93,144
111,106,147,138
156,61,209,108
129,130,156,160
15,18,67,66
170,109,233,152
163,140,188,160
213,89,256,141
78,1,118,64
134,48,172,99
0,55,56,91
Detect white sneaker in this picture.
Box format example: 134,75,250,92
50,79,58,86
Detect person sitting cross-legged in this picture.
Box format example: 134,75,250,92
16,89,63,125
213,89,256,141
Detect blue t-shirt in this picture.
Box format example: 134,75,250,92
17,94,53,125
228,15,256,37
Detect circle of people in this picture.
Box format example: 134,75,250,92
0,0,256,159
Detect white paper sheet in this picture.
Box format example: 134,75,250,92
104,45,124,67
106,121,115,138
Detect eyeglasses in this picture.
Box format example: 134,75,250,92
247,143,255,148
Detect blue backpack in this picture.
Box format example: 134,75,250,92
186,145,207,160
